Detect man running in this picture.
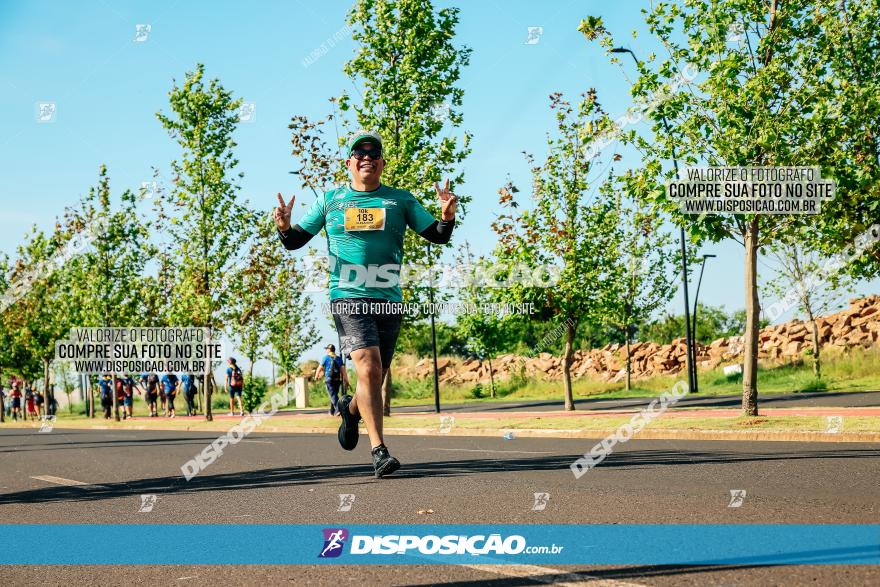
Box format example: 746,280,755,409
275,130,457,478
314,344,350,416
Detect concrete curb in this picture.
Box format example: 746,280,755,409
9,421,880,443
378,427,880,443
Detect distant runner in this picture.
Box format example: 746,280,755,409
98,375,113,419
181,372,198,417
275,130,457,478
10,382,22,421
141,372,160,417
121,376,137,419
314,344,350,416
226,358,245,417
160,371,178,418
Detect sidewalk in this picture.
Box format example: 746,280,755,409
7,404,880,443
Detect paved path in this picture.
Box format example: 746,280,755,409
281,390,880,418
1,428,878,585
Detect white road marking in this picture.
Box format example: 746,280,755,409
462,564,645,586
31,475,88,486
430,448,554,455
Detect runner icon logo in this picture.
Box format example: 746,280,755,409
38,415,56,433
728,489,747,508
138,494,157,513
825,415,843,434
337,494,355,512
319,528,349,558
532,492,550,511
439,416,454,433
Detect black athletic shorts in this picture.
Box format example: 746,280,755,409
330,298,403,368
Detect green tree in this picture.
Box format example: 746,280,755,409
580,1,875,414
604,185,678,391
265,256,319,403
2,222,89,415
156,64,251,421
0,253,12,421
454,244,507,398
223,214,280,381
794,1,880,277
493,92,620,411
65,166,154,419
763,234,856,378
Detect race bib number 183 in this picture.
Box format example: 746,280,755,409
344,207,386,231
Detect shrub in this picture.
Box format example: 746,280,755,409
243,376,268,413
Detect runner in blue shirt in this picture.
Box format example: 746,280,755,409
160,372,179,418
313,344,350,416
97,375,113,419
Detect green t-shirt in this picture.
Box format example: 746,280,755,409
298,184,436,302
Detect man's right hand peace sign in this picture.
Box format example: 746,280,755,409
274,192,295,232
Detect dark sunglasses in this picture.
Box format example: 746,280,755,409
351,147,383,161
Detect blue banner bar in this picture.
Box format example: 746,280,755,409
1,524,877,565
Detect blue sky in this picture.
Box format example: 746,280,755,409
1,0,877,375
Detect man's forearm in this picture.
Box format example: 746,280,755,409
419,218,455,245
278,224,315,250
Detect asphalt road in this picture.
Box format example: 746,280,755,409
291,390,880,416
1,428,878,585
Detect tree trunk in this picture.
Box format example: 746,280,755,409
78,372,85,415
204,370,212,421
0,368,5,423
742,219,761,416
204,356,213,421
112,373,119,421
562,322,576,411
42,358,52,417
805,307,821,378
487,356,496,398
624,326,632,393
382,369,392,417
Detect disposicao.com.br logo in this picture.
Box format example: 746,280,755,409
318,528,563,558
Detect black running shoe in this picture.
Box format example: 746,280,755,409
371,444,400,478
337,394,360,451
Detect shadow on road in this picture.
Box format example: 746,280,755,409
407,552,875,585
391,390,880,414
1,444,878,505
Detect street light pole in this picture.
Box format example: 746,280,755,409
428,243,440,413
691,254,716,394
611,47,697,394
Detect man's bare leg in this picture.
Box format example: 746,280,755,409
348,346,386,448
